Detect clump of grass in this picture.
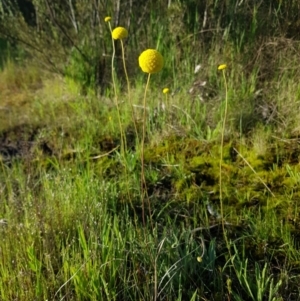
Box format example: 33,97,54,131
1,65,300,299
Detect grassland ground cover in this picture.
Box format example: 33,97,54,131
1,1,300,300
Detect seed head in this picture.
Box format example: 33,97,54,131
139,49,164,74
112,27,128,40
218,64,227,70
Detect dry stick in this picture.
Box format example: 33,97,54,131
233,147,275,198
54,257,91,300
171,104,198,127
91,146,119,159
141,74,153,228
44,0,90,63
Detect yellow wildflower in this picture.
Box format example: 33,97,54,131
104,16,111,22
139,49,164,74
112,27,128,40
163,88,169,94
218,64,227,70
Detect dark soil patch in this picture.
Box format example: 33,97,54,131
0,124,52,163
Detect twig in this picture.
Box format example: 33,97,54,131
233,147,275,197
90,146,119,160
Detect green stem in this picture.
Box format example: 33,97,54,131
141,73,152,228
219,69,228,231
220,68,232,258
120,39,130,97
109,22,126,155
219,66,244,290
120,39,139,144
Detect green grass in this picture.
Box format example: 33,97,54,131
1,61,300,300
1,1,300,300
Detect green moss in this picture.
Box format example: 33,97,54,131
174,178,188,192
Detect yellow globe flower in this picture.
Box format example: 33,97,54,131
112,27,128,40
104,16,111,22
163,88,169,94
139,49,164,74
218,64,227,70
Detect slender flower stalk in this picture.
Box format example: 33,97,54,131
119,33,139,143
219,63,228,235
111,26,139,149
138,49,164,226
120,40,130,96
105,18,138,219
218,63,235,269
105,19,126,155
141,73,151,226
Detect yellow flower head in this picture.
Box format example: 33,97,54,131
112,27,128,40
218,64,227,70
139,49,164,74
104,16,111,22
163,88,169,94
